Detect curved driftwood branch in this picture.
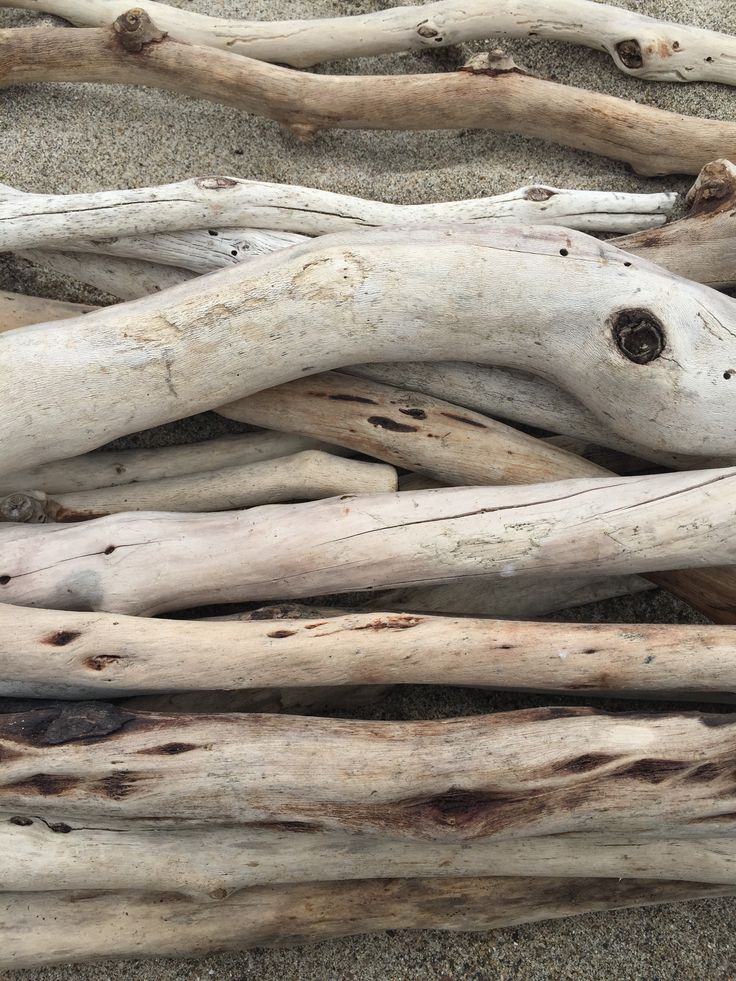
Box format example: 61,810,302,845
2,876,730,970
0,432,336,495
0,176,677,251
4,0,736,83
0,22,734,174
0,288,94,332
2,602,735,700
1,470,735,615
1,702,736,835
3,225,736,476
0,452,397,522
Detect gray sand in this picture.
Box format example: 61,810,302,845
2,0,736,977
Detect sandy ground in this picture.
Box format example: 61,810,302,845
2,0,736,977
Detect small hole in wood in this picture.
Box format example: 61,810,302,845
559,249,568,257
705,56,714,62
616,39,643,69
230,249,238,256
207,229,218,236
672,40,680,50
724,370,734,380
0,575,10,585
10,816,32,826
104,545,115,555
50,822,72,834
612,308,666,365
623,261,632,267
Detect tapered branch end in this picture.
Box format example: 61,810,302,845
461,50,529,78
0,491,48,524
687,159,736,216
113,8,167,53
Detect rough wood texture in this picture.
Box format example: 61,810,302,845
0,452,397,522
4,0,736,83
3,225,736,476
0,288,93,332
1,703,736,835
0,21,734,173
3,602,735,700
2,876,731,970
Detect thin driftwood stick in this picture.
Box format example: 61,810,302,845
0,451,397,523
4,0,736,82
0,176,677,250
1,470,735,615
3,602,736,700
0,19,734,174
2,702,736,835
0,288,93,332
0,432,337,496
2,877,731,970
3,224,736,476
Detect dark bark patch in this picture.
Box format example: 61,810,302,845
700,713,736,728
399,407,427,420
138,742,199,755
42,630,81,647
612,308,665,364
616,757,691,783
367,416,418,433
2,773,79,797
325,393,377,404
686,762,725,782
267,629,297,638
93,770,141,800
0,703,138,746
441,412,486,429
616,39,644,68
556,753,618,774
84,654,124,671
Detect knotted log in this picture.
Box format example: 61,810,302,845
4,0,736,83
3,602,736,700
2,876,731,970
0,20,735,173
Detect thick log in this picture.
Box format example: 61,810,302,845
0,21,734,173
0,176,677,251
0,452,397,522
3,225,736,475
3,0,736,82
1,703,736,835
0,288,93,332
0,470,734,615
2,877,731,970
1,602,734,701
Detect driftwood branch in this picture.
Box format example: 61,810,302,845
2,602,736,700
0,288,93,332
2,876,731,970
1,470,735,615
4,0,736,83
0,21,734,173
3,225,736,476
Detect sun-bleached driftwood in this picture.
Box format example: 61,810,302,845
4,224,736,477
0,452,396,523
0,288,93,333
0,432,335,496
218,371,607,486
1,470,735,615
2,876,730,970
5,0,736,83
4,602,736,700
2,702,736,835
0,176,678,252
0,20,734,174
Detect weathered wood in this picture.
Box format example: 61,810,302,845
2,602,735,701
0,21,734,173
4,0,736,83
3,224,736,476
0,451,397,522
1,703,735,835
2,876,731,970
0,288,93,332
0,470,734,615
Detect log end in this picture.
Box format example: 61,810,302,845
686,159,736,217
112,8,168,54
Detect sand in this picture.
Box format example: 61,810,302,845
1,0,736,976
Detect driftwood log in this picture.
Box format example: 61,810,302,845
4,0,736,81
0,19,735,173
0,288,93,332
3,602,736,700
3,225,736,475
0,470,735,615
2,876,732,970
2,702,736,835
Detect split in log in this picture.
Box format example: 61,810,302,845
1,702,736,835
3,224,736,475
0,20,735,173
0,451,397,522
2,602,736,700
0,175,678,251
4,0,736,82
1,469,735,615
0,432,336,496
0,288,93,332
2,876,731,970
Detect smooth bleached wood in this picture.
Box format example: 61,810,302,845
1,703,736,836
4,0,736,83
0,289,93,332
3,603,736,700
0,21,734,174
0,452,397,522
2,877,730,970
3,224,736,476
0,432,334,495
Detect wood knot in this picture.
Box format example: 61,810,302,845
615,39,643,69
196,177,239,190
687,160,736,216
525,186,556,202
612,309,665,365
461,50,528,78
0,492,47,523
113,8,167,53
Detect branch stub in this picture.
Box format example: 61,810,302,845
612,309,665,365
113,8,167,53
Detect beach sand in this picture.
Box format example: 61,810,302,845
1,0,736,976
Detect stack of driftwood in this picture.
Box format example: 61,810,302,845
2,0,736,971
